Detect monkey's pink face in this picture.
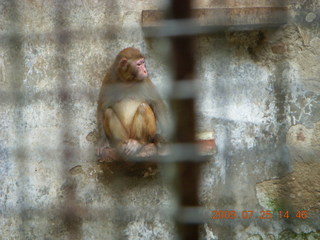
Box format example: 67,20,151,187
136,58,148,80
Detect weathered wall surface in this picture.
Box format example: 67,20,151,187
0,0,319,240
196,1,320,239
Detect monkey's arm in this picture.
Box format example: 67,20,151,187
96,97,113,160
96,113,108,152
150,98,170,141
142,79,170,139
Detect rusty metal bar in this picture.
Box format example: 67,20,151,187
168,0,200,239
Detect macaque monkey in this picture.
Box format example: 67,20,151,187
97,47,168,161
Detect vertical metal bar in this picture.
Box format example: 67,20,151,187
54,1,82,239
168,0,200,239
6,0,27,238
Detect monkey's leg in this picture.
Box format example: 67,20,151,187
120,103,156,156
104,108,129,143
130,103,156,142
98,108,128,162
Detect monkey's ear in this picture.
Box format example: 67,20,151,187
118,58,128,68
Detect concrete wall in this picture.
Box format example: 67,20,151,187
0,0,319,239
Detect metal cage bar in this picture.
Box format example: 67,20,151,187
168,0,201,239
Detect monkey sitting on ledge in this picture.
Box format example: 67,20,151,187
96,47,168,163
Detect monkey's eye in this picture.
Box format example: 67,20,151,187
137,60,145,66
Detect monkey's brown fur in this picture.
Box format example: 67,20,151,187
97,48,168,163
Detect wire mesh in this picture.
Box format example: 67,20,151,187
3,0,317,240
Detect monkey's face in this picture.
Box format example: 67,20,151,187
134,58,148,80
118,56,148,82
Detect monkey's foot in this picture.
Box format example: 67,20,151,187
98,148,120,163
98,143,160,163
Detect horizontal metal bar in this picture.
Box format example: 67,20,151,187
0,89,99,105
142,7,291,26
0,205,206,223
6,143,213,163
142,7,294,37
2,205,319,224
175,206,209,224
0,78,203,104
0,26,138,45
0,7,301,44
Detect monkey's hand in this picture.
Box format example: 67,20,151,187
99,147,119,162
120,139,143,156
153,134,168,155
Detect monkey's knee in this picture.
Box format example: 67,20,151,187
137,103,149,115
137,103,155,118
137,103,156,124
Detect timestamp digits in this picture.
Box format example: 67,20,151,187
211,210,309,220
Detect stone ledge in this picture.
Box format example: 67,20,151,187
98,139,216,163
97,139,215,178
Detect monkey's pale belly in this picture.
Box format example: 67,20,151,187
112,100,145,130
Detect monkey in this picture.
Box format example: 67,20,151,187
96,47,168,161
